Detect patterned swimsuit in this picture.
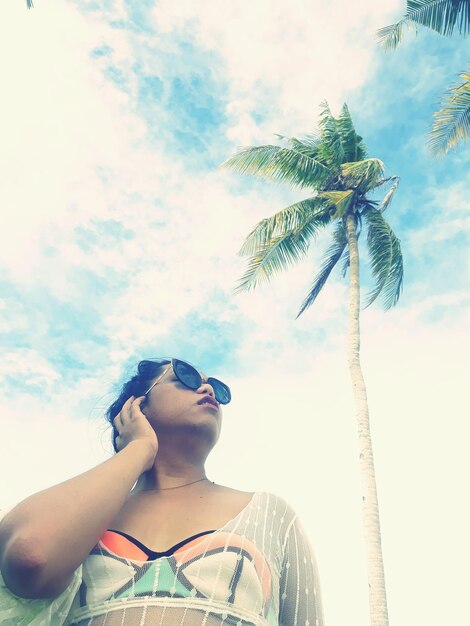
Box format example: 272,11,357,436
63,492,323,626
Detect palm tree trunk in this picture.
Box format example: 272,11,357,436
345,213,390,626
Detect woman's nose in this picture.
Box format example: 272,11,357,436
198,381,215,397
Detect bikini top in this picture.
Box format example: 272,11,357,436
102,528,217,561
72,523,276,623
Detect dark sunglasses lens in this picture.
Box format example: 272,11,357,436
173,360,231,405
173,360,201,389
209,378,231,405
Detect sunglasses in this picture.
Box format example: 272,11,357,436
144,358,231,405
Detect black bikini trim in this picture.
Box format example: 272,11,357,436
107,528,217,559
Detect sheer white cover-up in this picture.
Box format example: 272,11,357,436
0,492,324,626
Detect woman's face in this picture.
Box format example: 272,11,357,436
142,364,223,445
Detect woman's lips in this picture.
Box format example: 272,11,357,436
197,396,219,409
200,402,218,410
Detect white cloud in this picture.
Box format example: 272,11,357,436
406,181,470,249
0,349,60,392
0,1,144,282
0,397,111,510
152,0,402,142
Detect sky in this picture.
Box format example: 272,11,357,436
0,1,469,625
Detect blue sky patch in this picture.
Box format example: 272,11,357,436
74,219,134,253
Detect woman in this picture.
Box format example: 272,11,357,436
0,357,324,626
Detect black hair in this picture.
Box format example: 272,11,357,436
105,358,170,453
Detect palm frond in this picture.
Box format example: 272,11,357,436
428,68,470,155
26,0,34,7
274,133,321,155
377,0,470,48
221,144,330,190
318,100,333,129
298,133,322,149
317,100,345,168
376,21,411,50
274,134,307,154
235,212,331,293
341,158,385,191
366,176,398,192
406,0,470,36
378,177,400,212
317,189,355,219
239,197,328,257
363,209,404,309
296,222,348,318
337,104,367,162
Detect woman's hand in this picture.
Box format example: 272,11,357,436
113,396,158,471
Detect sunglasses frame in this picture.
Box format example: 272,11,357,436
144,358,231,405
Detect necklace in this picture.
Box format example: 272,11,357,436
142,477,213,492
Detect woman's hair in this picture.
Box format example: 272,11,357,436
106,358,170,452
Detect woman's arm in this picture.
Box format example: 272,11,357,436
0,396,157,600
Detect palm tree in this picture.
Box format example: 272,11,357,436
377,0,470,155
221,102,403,626
429,67,470,155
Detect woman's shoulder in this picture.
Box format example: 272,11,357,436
216,486,297,524
255,490,298,519
214,484,291,504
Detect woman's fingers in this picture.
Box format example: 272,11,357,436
112,395,158,466
113,396,134,433
130,396,146,419
121,395,134,419
120,396,135,423
113,395,145,433
113,413,123,432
